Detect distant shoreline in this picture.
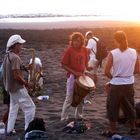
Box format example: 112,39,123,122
0,20,140,30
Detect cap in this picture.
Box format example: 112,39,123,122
6,34,26,50
85,31,93,38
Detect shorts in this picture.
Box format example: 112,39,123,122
2,86,10,105
107,84,136,122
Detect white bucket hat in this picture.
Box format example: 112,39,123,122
85,31,93,38
6,34,26,51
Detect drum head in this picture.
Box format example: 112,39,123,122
78,75,95,88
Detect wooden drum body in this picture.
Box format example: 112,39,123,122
71,75,95,107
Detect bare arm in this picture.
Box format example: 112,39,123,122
134,55,140,74
104,52,113,79
13,69,28,86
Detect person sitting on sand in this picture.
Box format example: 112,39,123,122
61,32,90,121
102,30,139,137
2,34,36,134
28,57,43,96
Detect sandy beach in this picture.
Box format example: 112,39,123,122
0,21,140,140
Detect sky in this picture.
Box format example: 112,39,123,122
1,0,140,18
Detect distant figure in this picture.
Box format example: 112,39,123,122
85,31,99,84
102,30,139,137
3,34,36,134
61,32,90,121
28,57,43,92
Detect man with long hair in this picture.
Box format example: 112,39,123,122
102,31,139,137
61,32,89,121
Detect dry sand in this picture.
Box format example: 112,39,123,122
0,21,140,140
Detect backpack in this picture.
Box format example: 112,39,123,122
62,119,91,134
92,37,108,67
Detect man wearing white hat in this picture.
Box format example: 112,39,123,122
84,31,99,104
3,34,36,134
85,31,99,84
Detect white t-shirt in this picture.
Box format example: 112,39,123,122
110,48,137,85
86,37,98,61
28,57,43,87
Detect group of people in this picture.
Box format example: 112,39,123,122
60,30,139,137
1,30,139,138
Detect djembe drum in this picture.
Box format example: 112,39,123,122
71,75,95,107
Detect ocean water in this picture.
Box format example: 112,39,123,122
0,15,139,29
0,15,137,23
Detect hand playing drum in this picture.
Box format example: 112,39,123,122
71,75,95,107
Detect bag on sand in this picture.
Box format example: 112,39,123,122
25,117,48,140
92,37,108,67
25,118,46,133
62,119,91,134
25,130,48,140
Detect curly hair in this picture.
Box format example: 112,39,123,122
69,32,85,47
